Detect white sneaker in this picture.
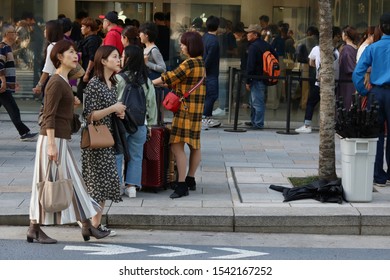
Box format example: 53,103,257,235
124,186,136,198
295,125,312,133
204,118,221,128
97,224,117,237
202,118,209,130
212,107,226,116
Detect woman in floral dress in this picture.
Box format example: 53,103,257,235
82,45,126,236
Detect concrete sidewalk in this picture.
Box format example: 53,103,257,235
1,112,390,235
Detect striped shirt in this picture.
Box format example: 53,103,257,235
0,42,16,92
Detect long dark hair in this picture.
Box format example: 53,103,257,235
120,45,149,89
44,20,64,60
122,25,142,47
93,45,119,85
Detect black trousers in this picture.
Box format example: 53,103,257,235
0,90,30,136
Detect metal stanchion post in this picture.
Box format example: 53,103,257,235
227,67,234,124
277,71,298,135
225,68,246,133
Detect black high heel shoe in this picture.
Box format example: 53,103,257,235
170,182,189,199
185,176,196,191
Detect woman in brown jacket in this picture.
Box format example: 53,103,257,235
27,40,109,244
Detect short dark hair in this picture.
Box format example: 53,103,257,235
76,10,89,20
180,31,204,57
21,12,34,20
81,17,98,32
307,26,319,37
206,16,219,32
380,12,390,35
50,39,76,68
154,12,165,22
139,21,158,43
60,18,72,33
259,15,269,23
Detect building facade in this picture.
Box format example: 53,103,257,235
1,0,389,125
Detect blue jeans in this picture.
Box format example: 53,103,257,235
115,154,124,185
249,80,266,128
125,125,147,187
115,125,147,187
203,76,219,117
371,87,390,183
0,90,30,136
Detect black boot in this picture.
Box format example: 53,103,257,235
185,176,196,191
170,181,189,199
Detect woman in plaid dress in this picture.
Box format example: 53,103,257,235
153,31,205,199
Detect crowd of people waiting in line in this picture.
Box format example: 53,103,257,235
1,9,390,243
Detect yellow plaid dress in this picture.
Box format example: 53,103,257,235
161,57,205,149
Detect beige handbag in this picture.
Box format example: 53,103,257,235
80,112,115,149
37,161,74,213
68,63,85,80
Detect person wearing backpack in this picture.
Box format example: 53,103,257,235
244,24,278,129
116,45,158,197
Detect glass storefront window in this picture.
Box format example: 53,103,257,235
0,0,388,121
75,1,153,23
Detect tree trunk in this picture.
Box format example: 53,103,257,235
318,0,337,180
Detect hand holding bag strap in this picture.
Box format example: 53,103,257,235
182,76,205,98
37,160,74,213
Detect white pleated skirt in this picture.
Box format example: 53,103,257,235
29,135,99,225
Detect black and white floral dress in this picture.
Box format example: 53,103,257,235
81,76,121,203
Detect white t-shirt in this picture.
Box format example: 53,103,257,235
42,43,56,75
308,45,339,86
356,41,369,63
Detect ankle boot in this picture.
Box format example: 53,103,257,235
26,223,57,244
170,181,189,199
185,176,196,191
80,219,110,241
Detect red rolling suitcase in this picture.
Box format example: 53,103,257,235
141,126,173,189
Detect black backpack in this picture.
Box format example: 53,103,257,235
119,73,146,126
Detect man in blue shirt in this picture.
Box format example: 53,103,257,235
353,12,390,185
245,24,278,129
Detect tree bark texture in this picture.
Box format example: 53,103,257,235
318,0,337,180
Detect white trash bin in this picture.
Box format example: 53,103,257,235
340,137,378,202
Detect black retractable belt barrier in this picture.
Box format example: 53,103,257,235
224,67,247,132
277,71,299,135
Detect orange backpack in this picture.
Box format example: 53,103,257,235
262,50,280,86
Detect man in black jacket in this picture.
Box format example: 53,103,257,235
245,24,278,129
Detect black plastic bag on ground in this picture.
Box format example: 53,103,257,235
270,179,344,204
